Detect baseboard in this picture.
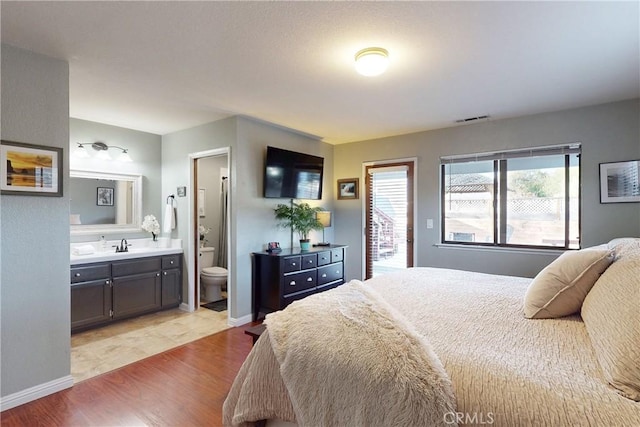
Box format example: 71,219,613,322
179,302,190,312
228,313,252,327
1,375,74,412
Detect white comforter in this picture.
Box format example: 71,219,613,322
225,268,640,426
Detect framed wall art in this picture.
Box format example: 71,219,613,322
337,178,359,200
97,187,114,206
0,140,63,197
599,160,640,203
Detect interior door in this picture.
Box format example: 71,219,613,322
365,161,415,279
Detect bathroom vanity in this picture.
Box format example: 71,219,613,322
70,244,183,333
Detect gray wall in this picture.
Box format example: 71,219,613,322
162,116,335,318
335,99,640,280
1,45,70,397
69,178,117,224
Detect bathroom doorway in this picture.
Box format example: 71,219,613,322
192,149,230,317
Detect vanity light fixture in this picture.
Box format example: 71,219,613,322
354,47,389,77
91,142,133,162
73,143,91,159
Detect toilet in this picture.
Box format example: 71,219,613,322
199,247,228,302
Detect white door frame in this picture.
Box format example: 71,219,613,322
188,147,231,323
361,157,418,278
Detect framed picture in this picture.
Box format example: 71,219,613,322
97,187,114,206
337,178,359,200
599,160,640,203
0,140,63,197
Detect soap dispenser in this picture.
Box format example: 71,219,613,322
100,235,107,251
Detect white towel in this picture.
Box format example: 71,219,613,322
72,245,95,256
163,203,176,233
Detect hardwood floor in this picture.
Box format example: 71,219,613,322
1,326,254,426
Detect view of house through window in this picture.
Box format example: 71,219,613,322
442,145,580,249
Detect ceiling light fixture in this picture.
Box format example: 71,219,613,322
354,47,389,77
90,141,133,162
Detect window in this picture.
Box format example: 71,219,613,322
441,144,581,249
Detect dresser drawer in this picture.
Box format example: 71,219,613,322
301,254,317,269
317,262,343,285
283,288,316,307
283,270,317,295
71,263,110,284
317,251,331,266
331,248,344,263
283,256,301,273
162,255,180,269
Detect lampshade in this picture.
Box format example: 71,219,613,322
73,143,90,159
118,150,133,162
354,47,389,76
317,211,332,227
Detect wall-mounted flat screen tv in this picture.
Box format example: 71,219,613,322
264,146,324,200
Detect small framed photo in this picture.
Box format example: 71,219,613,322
599,160,640,203
97,187,114,206
337,178,359,200
0,140,63,197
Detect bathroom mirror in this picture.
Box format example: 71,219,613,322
70,169,142,235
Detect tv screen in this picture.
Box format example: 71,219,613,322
264,146,324,200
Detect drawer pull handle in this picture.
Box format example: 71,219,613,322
336,270,340,274
306,277,313,282
74,273,81,277
163,272,167,276
105,280,110,285
308,260,313,264
156,273,161,277
170,260,174,264
292,262,296,266
321,273,327,278
289,281,296,286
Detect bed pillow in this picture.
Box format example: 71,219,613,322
581,244,640,401
523,247,614,319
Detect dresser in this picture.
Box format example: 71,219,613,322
251,245,347,321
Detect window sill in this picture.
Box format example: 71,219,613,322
434,243,568,256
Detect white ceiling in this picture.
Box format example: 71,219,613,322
2,1,638,144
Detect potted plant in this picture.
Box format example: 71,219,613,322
274,202,324,251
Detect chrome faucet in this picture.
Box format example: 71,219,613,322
114,238,129,253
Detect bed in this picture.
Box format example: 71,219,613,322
224,239,640,426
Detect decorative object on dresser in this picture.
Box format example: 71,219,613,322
314,211,332,246
273,201,324,251
251,245,347,321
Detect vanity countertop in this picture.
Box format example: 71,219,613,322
70,238,183,265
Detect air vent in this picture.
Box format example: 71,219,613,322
455,115,491,124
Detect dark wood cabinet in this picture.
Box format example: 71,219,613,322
71,264,112,332
71,253,182,333
252,245,347,321
161,255,182,308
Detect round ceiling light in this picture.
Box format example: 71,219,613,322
354,47,389,76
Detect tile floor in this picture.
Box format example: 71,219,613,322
71,306,230,383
